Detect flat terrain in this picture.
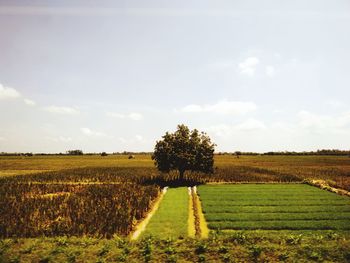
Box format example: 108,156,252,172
199,184,350,231
141,187,189,238
1,155,350,262
1,154,350,189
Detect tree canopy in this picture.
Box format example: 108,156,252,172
152,124,215,180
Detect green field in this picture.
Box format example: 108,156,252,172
141,187,189,238
198,184,350,230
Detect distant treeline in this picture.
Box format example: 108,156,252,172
217,149,350,156
1,149,349,157
0,150,152,156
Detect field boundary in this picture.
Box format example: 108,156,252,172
306,179,350,197
188,187,196,238
130,187,168,240
193,186,209,238
207,181,304,185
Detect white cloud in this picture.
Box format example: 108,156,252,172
265,66,275,77
179,100,257,115
208,119,266,138
0,83,21,99
129,113,143,121
24,98,36,106
44,106,80,115
238,57,259,76
180,104,203,113
235,119,266,131
118,135,148,144
80,128,106,137
207,124,232,137
273,52,281,59
106,112,126,119
326,100,345,109
46,136,73,143
297,110,331,130
135,135,143,141
297,110,350,133
206,60,235,70
106,112,143,120
58,136,72,142
273,109,284,114
118,137,128,144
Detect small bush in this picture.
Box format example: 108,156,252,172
98,244,110,257
38,256,51,263
278,252,289,261
141,238,153,262
222,254,231,263
285,234,303,245
229,231,247,244
249,245,262,261
218,245,228,254
195,242,207,254
198,254,206,262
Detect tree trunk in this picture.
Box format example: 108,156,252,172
179,169,185,181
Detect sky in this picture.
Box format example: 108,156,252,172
0,0,350,153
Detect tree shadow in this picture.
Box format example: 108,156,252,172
142,177,205,187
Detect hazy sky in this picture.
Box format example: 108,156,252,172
1,0,350,153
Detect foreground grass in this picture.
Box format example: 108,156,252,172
199,184,350,231
141,187,189,239
1,231,350,262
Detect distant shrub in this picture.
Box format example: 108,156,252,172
195,242,207,254
66,150,83,155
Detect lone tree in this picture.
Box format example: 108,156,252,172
152,124,215,180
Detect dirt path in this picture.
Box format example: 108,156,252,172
192,186,209,239
130,187,168,240
188,187,196,238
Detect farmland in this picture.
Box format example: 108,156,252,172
141,187,189,238
1,155,350,262
0,182,160,238
1,154,350,190
198,184,350,231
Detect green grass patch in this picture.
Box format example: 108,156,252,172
208,220,350,230
142,187,189,238
205,212,350,221
198,184,350,231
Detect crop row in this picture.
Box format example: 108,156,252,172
0,167,159,184
201,205,350,213
204,212,350,221
208,220,350,230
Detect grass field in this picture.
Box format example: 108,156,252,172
198,184,350,231
141,187,189,238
